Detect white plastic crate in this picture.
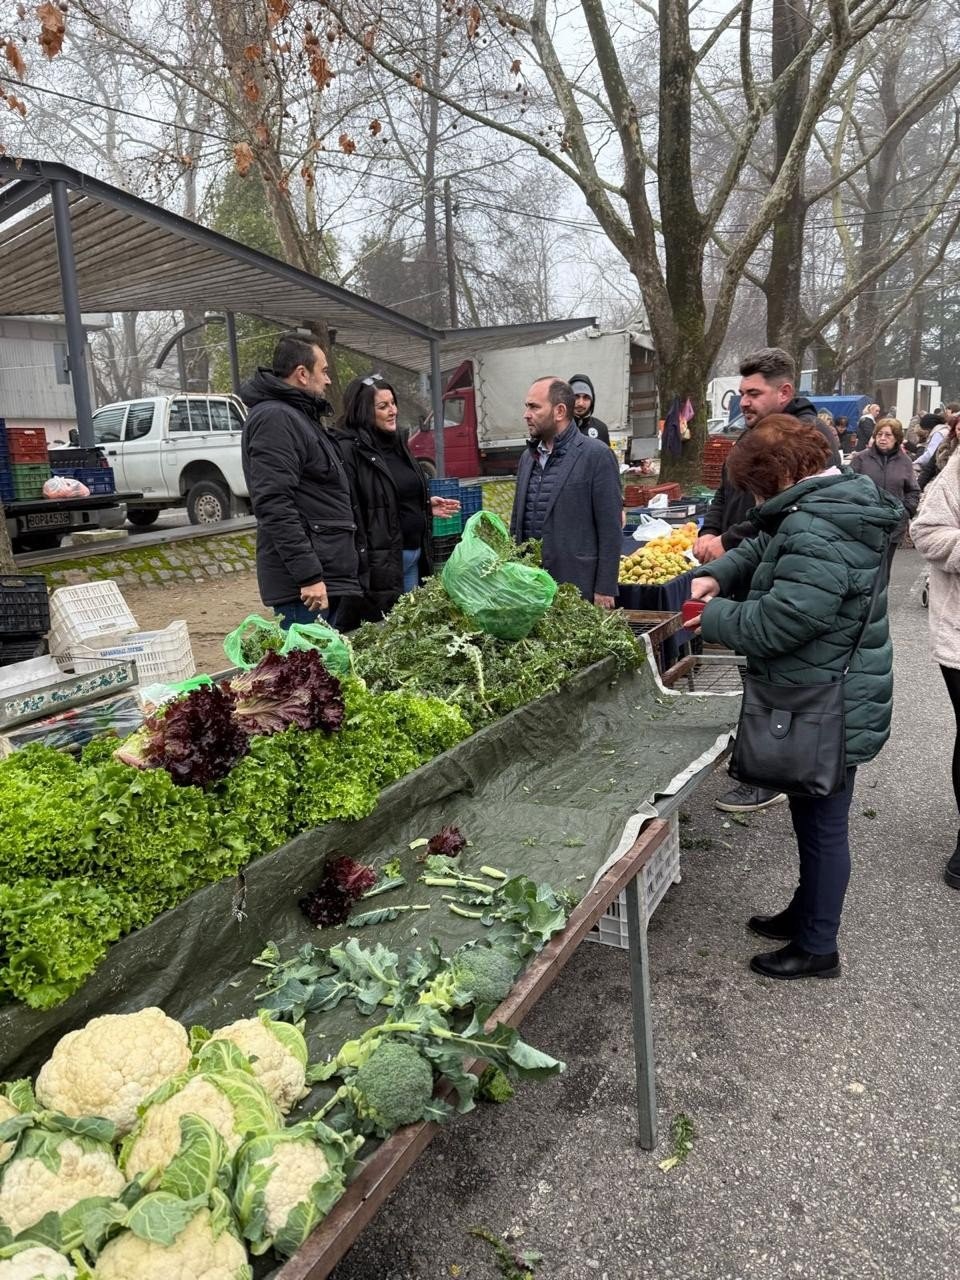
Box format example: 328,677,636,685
587,813,681,949
48,581,138,655
69,621,195,684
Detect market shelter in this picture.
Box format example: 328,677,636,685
0,157,593,474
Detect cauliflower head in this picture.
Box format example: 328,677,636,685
207,1014,308,1114
0,1131,126,1236
0,1245,77,1280
233,1122,359,1259
35,1008,190,1137
120,1070,282,1187
93,1206,251,1280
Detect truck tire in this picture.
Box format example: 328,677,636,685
127,509,160,528
16,531,63,552
417,460,437,480
186,480,231,525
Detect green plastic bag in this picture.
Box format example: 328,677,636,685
281,620,353,676
441,511,557,641
223,614,285,670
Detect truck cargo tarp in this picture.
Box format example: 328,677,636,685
0,654,739,1080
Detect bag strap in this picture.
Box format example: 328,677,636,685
843,548,887,674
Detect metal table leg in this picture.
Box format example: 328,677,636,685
624,871,658,1149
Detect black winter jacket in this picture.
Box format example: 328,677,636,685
240,369,361,607
569,372,611,444
333,424,433,622
849,444,919,542
701,396,842,551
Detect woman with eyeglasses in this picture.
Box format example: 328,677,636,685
334,373,459,625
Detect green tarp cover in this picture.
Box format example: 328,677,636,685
0,654,738,1080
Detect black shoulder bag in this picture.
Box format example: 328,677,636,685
728,565,884,798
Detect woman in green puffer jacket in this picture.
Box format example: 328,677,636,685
688,416,904,982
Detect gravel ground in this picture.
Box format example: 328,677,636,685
328,547,960,1280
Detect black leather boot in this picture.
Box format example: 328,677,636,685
747,909,798,941
749,941,841,980
945,836,960,890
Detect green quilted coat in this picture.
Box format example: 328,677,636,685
698,471,904,765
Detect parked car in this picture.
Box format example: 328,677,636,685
85,394,249,525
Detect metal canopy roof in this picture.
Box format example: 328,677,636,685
0,158,595,373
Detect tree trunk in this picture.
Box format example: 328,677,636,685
813,334,841,394
656,342,710,489
0,520,16,573
762,0,811,357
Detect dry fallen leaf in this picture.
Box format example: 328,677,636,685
338,132,356,155
35,1,66,60
4,39,26,81
233,141,255,176
466,4,482,38
243,43,262,62
242,77,260,103
368,118,382,136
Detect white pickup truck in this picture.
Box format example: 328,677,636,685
88,394,249,526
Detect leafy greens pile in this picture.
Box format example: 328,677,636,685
352,576,643,727
0,677,471,1011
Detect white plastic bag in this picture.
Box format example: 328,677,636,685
43,475,90,499
647,492,669,509
631,514,674,544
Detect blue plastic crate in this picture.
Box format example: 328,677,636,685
429,478,461,499
0,475,12,504
51,465,115,494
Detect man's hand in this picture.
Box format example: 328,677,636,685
299,580,329,612
693,533,725,563
594,593,616,610
430,496,461,517
690,576,719,602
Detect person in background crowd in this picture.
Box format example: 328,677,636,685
334,374,460,628
687,417,901,979
905,415,924,457
918,411,960,490
694,347,841,814
910,448,960,890
241,333,362,629
568,374,611,444
914,411,949,472
850,418,919,576
856,402,882,451
511,377,622,607
834,416,855,452
817,408,836,433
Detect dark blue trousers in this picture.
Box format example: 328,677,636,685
784,767,857,954
274,599,339,629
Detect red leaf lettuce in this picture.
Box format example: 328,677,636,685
231,649,345,737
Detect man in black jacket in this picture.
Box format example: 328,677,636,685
694,348,840,565
694,347,842,814
568,374,611,444
241,334,362,628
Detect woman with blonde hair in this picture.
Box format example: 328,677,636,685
850,417,919,575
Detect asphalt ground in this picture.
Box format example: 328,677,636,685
330,546,960,1280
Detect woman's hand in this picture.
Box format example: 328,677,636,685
690,576,719,602
430,496,461,517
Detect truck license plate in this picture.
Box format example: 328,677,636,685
24,510,73,530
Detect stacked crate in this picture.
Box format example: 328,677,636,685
6,427,51,500
623,481,682,508
0,420,11,505
429,477,462,565
700,437,736,489
50,464,116,495
0,574,51,667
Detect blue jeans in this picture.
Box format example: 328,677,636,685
402,547,421,594
274,600,334,629
785,767,857,953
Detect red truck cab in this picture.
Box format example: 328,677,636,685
407,361,525,479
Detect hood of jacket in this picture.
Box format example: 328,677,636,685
569,372,596,421
753,470,904,553
782,394,817,422
240,367,333,421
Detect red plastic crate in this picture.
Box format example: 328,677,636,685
624,482,682,507
7,427,49,463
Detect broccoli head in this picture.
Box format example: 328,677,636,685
347,1040,434,1135
419,945,518,1012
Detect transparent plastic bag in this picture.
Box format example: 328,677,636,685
441,511,557,641
631,515,675,544
223,615,285,670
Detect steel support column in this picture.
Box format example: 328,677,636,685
50,180,95,447
429,337,446,479
225,311,241,395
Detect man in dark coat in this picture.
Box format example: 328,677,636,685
241,333,362,628
569,374,611,444
694,346,842,815
510,378,622,606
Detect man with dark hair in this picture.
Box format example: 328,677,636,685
241,333,362,627
510,376,622,607
694,346,841,814
568,373,610,444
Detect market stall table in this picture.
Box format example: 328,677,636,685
275,818,672,1280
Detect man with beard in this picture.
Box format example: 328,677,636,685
568,373,611,444
510,377,622,607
